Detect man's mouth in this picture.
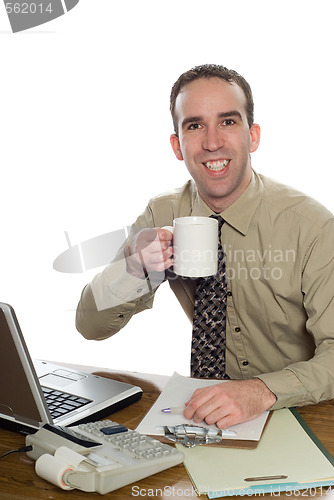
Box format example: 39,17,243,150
204,160,230,171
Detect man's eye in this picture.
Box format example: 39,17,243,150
188,123,201,130
222,119,235,126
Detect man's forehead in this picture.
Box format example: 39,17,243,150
175,77,247,115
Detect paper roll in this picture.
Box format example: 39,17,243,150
55,446,85,468
35,454,74,490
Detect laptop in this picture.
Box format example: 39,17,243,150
0,302,143,434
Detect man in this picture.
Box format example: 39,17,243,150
76,64,334,429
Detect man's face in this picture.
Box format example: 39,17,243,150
170,77,260,213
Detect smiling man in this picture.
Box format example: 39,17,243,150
76,64,334,429
169,76,260,213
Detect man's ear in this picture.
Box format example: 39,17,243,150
249,123,261,153
170,134,184,161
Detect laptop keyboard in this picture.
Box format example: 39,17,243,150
41,386,91,419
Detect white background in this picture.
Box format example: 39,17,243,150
0,0,333,376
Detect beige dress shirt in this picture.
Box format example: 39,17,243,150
76,170,334,409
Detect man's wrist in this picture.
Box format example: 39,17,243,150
252,377,277,409
124,241,147,279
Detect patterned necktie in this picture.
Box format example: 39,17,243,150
191,215,229,379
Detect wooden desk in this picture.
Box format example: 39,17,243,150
1,368,334,500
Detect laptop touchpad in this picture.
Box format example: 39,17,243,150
39,373,74,387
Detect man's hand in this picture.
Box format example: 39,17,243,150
124,228,173,279
183,378,277,429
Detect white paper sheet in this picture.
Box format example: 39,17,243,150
136,372,269,441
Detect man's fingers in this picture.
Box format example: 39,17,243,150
136,228,172,253
140,245,173,266
185,387,208,406
136,228,173,272
215,414,238,430
184,387,218,421
125,227,174,276
157,227,174,241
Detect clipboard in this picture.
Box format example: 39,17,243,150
136,372,270,449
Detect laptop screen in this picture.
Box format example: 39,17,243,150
0,305,49,429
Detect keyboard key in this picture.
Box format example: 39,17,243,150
42,387,52,393
101,425,128,435
41,386,91,418
75,398,90,405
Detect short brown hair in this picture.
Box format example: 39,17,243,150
170,64,254,135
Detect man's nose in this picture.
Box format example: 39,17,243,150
202,126,224,151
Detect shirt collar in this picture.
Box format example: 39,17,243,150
190,170,263,235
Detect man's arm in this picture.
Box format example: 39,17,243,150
76,226,173,340
183,219,334,427
257,219,334,409
75,276,155,340
76,181,194,341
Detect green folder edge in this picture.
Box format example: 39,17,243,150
207,408,334,498
289,408,334,466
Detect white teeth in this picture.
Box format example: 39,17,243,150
205,160,229,171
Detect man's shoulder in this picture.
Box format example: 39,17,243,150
148,180,195,203
258,173,333,226
129,180,197,229
147,180,196,219
131,180,197,230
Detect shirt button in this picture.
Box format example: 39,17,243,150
242,361,249,366
137,288,143,293
118,314,124,319
235,327,241,333
227,291,232,297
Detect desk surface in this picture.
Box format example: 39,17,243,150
1,367,334,500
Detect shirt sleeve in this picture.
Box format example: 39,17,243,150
75,204,165,340
257,218,334,408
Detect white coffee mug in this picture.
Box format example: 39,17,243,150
163,216,218,277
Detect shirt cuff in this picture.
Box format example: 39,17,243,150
255,369,310,409
90,258,164,311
